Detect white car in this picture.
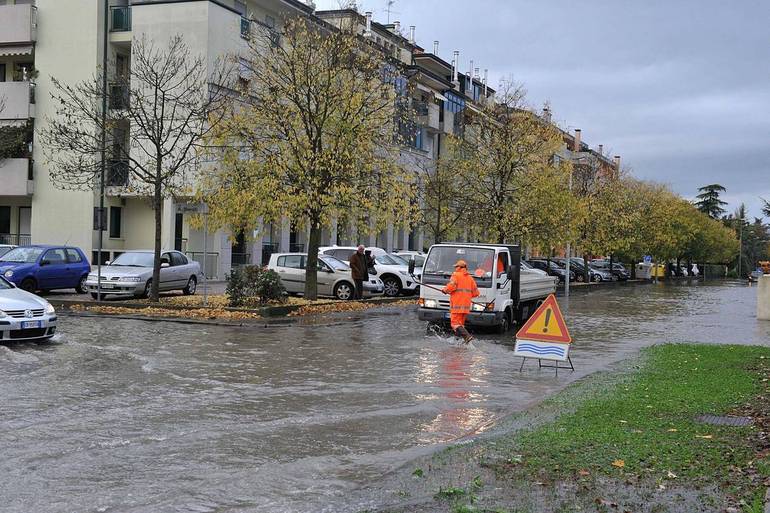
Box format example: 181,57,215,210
84,250,202,299
0,276,57,342
267,253,384,299
319,246,419,297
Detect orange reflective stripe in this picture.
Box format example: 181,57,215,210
455,288,475,293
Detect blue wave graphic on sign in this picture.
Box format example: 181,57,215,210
516,343,566,357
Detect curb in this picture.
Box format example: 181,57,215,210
765,488,770,513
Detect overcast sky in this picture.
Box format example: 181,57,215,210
316,0,770,219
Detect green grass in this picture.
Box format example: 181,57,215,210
497,344,770,495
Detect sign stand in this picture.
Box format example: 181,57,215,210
514,294,574,376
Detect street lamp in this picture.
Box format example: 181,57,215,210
737,217,746,279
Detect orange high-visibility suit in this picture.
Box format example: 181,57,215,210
442,267,480,330
475,255,505,277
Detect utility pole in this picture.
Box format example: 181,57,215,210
738,217,745,278
97,0,109,301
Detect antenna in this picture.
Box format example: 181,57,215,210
385,0,397,23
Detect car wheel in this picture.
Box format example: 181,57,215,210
76,275,88,294
576,274,585,283
20,278,36,293
141,279,152,299
382,276,402,297
90,293,99,300
496,309,511,334
183,276,197,295
334,282,353,300
593,274,602,282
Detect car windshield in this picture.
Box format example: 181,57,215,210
423,246,495,288
375,254,403,266
321,256,349,271
0,276,13,289
388,254,409,265
0,247,43,263
111,252,154,267
0,247,13,258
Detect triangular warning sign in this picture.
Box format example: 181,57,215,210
516,294,572,343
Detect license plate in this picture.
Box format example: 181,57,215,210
21,321,42,329
100,283,115,289
444,312,450,319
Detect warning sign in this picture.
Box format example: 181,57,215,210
514,295,572,364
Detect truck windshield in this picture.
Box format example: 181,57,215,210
423,246,496,287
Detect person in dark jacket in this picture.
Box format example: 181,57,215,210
349,245,369,300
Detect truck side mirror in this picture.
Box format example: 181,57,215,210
408,258,415,276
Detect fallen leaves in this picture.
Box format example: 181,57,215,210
69,304,262,321
695,434,713,439
287,299,415,317
611,459,625,468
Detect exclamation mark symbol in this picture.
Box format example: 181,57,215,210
543,309,552,333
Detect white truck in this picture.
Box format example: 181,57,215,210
412,243,558,333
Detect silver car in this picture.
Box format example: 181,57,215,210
0,276,57,342
268,253,384,300
84,250,202,299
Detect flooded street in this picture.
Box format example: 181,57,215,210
1,281,768,513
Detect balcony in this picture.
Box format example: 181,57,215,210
0,158,34,196
0,4,37,48
107,160,129,186
0,81,35,120
414,101,441,132
110,6,131,32
440,109,455,135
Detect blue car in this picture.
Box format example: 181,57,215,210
0,245,91,294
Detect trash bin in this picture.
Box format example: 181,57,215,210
652,263,666,279
636,262,652,279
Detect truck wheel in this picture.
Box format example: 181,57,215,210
496,309,511,334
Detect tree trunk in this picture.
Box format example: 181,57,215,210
304,219,322,301
151,180,162,302
609,253,614,278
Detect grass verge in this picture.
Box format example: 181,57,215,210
481,344,770,510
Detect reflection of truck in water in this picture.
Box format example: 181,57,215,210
416,243,558,333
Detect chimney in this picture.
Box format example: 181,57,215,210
614,155,621,170
433,40,439,55
409,25,415,44
574,129,582,152
452,51,459,82
393,21,400,33
483,69,489,95
469,59,474,80
542,106,552,123
364,12,372,37
598,144,604,155
474,67,480,79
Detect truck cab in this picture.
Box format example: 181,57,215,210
414,243,558,333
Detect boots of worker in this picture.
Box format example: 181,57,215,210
455,326,474,344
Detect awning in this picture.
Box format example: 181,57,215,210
434,92,449,102
416,83,433,93
0,45,33,57
466,103,482,114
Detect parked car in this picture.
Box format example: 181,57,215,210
319,246,419,297
0,275,57,342
0,245,16,258
394,250,426,268
591,260,631,281
553,258,613,282
0,245,91,293
268,253,384,299
528,258,575,283
84,250,201,299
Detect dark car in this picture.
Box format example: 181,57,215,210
0,245,91,293
528,259,575,283
592,260,631,281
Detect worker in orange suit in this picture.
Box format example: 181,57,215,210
442,260,480,343
475,254,505,277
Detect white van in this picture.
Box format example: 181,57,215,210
413,243,557,333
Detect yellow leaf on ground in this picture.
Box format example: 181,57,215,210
696,435,713,439
611,459,625,468
667,428,678,432
578,469,590,476
667,470,677,479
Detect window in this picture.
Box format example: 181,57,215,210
109,206,122,238
66,249,83,263
333,249,355,261
279,255,304,269
444,91,465,113
160,253,172,266
42,249,67,265
0,206,10,235
170,252,188,266
0,64,6,83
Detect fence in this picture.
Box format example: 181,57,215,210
0,233,31,246
187,251,218,279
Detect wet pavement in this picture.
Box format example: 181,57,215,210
1,280,768,512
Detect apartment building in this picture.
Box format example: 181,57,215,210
0,0,36,247
1,0,619,278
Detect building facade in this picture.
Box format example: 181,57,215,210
0,0,620,278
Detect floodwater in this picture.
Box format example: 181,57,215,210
1,281,768,512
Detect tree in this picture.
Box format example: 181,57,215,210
40,35,231,301
695,183,728,218
454,80,565,244
762,198,770,218
200,16,416,300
